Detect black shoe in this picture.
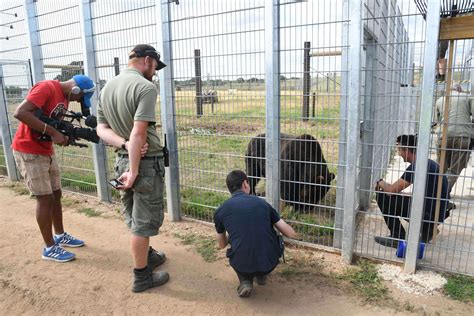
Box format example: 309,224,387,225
255,275,267,286
132,267,169,293
148,247,166,271
374,236,400,248
237,280,253,297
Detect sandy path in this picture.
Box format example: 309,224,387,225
0,185,471,315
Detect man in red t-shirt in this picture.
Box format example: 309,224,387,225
12,75,95,263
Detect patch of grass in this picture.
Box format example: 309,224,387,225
443,274,474,303
278,265,304,278
281,207,334,244
341,260,389,304
7,183,30,196
403,301,416,312
77,207,101,217
173,232,218,262
61,197,80,207
180,187,228,221
61,171,97,193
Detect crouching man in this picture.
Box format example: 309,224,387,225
214,170,296,298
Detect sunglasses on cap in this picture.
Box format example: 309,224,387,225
129,49,166,70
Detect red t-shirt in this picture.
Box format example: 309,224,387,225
12,80,69,155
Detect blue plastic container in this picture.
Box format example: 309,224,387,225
396,241,425,259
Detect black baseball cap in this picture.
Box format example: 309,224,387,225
129,44,167,70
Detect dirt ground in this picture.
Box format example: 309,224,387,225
0,180,472,315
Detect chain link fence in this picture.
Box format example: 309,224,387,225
1,0,473,276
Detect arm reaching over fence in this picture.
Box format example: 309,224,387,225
213,170,296,298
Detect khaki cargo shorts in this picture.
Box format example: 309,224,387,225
13,150,61,196
115,156,165,237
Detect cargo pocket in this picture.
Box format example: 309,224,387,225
133,168,156,193
157,158,165,179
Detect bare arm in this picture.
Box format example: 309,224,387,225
14,99,68,146
216,233,228,249
116,120,149,189
375,178,410,194
274,219,296,238
97,123,149,156
97,123,127,149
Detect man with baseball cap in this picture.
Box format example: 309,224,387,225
128,44,167,71
12,75,95,263
97,44,169,293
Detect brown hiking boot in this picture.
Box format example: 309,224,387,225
148,247,166,271
132,267,169,293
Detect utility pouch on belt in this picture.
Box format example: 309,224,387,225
163,134,169,167
278,234,285,263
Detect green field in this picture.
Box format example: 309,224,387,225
5,86,342,245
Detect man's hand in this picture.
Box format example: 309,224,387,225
140,142,148,157
51,131,69,146
117,171,138,190
375,179,383,191
124,141,148,157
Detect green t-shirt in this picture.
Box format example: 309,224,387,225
97,68,162,156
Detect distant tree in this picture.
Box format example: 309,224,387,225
280,75,286,81
236,77,245,83
5,85,22,96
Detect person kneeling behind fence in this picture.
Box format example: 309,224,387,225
374,135,453,248
214,170,296,298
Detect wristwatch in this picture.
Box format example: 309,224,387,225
121,139,127,150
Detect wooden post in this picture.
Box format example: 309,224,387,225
194,49,203,117
433,39,455,242
302,41,311,121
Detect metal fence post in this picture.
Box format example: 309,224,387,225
79,0,111,202
156,0,181,222
24,0,44,83
265,0,280,210
0,65,19,181
359,40,377,211
341,0,363,264
471,44,474,94
404,0,441,274
334,0,351,249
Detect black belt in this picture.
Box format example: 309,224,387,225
117,153,163,160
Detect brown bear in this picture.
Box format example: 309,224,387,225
245,133,335,212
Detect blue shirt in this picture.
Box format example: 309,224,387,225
401,159,449,221
214,191,281,273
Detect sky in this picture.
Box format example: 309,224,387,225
0,0,472,88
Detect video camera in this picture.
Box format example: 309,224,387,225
35,109,100,148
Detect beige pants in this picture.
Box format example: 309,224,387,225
13,151,61,196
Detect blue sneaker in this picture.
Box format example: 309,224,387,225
42,245,76,263
53,232,85,248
